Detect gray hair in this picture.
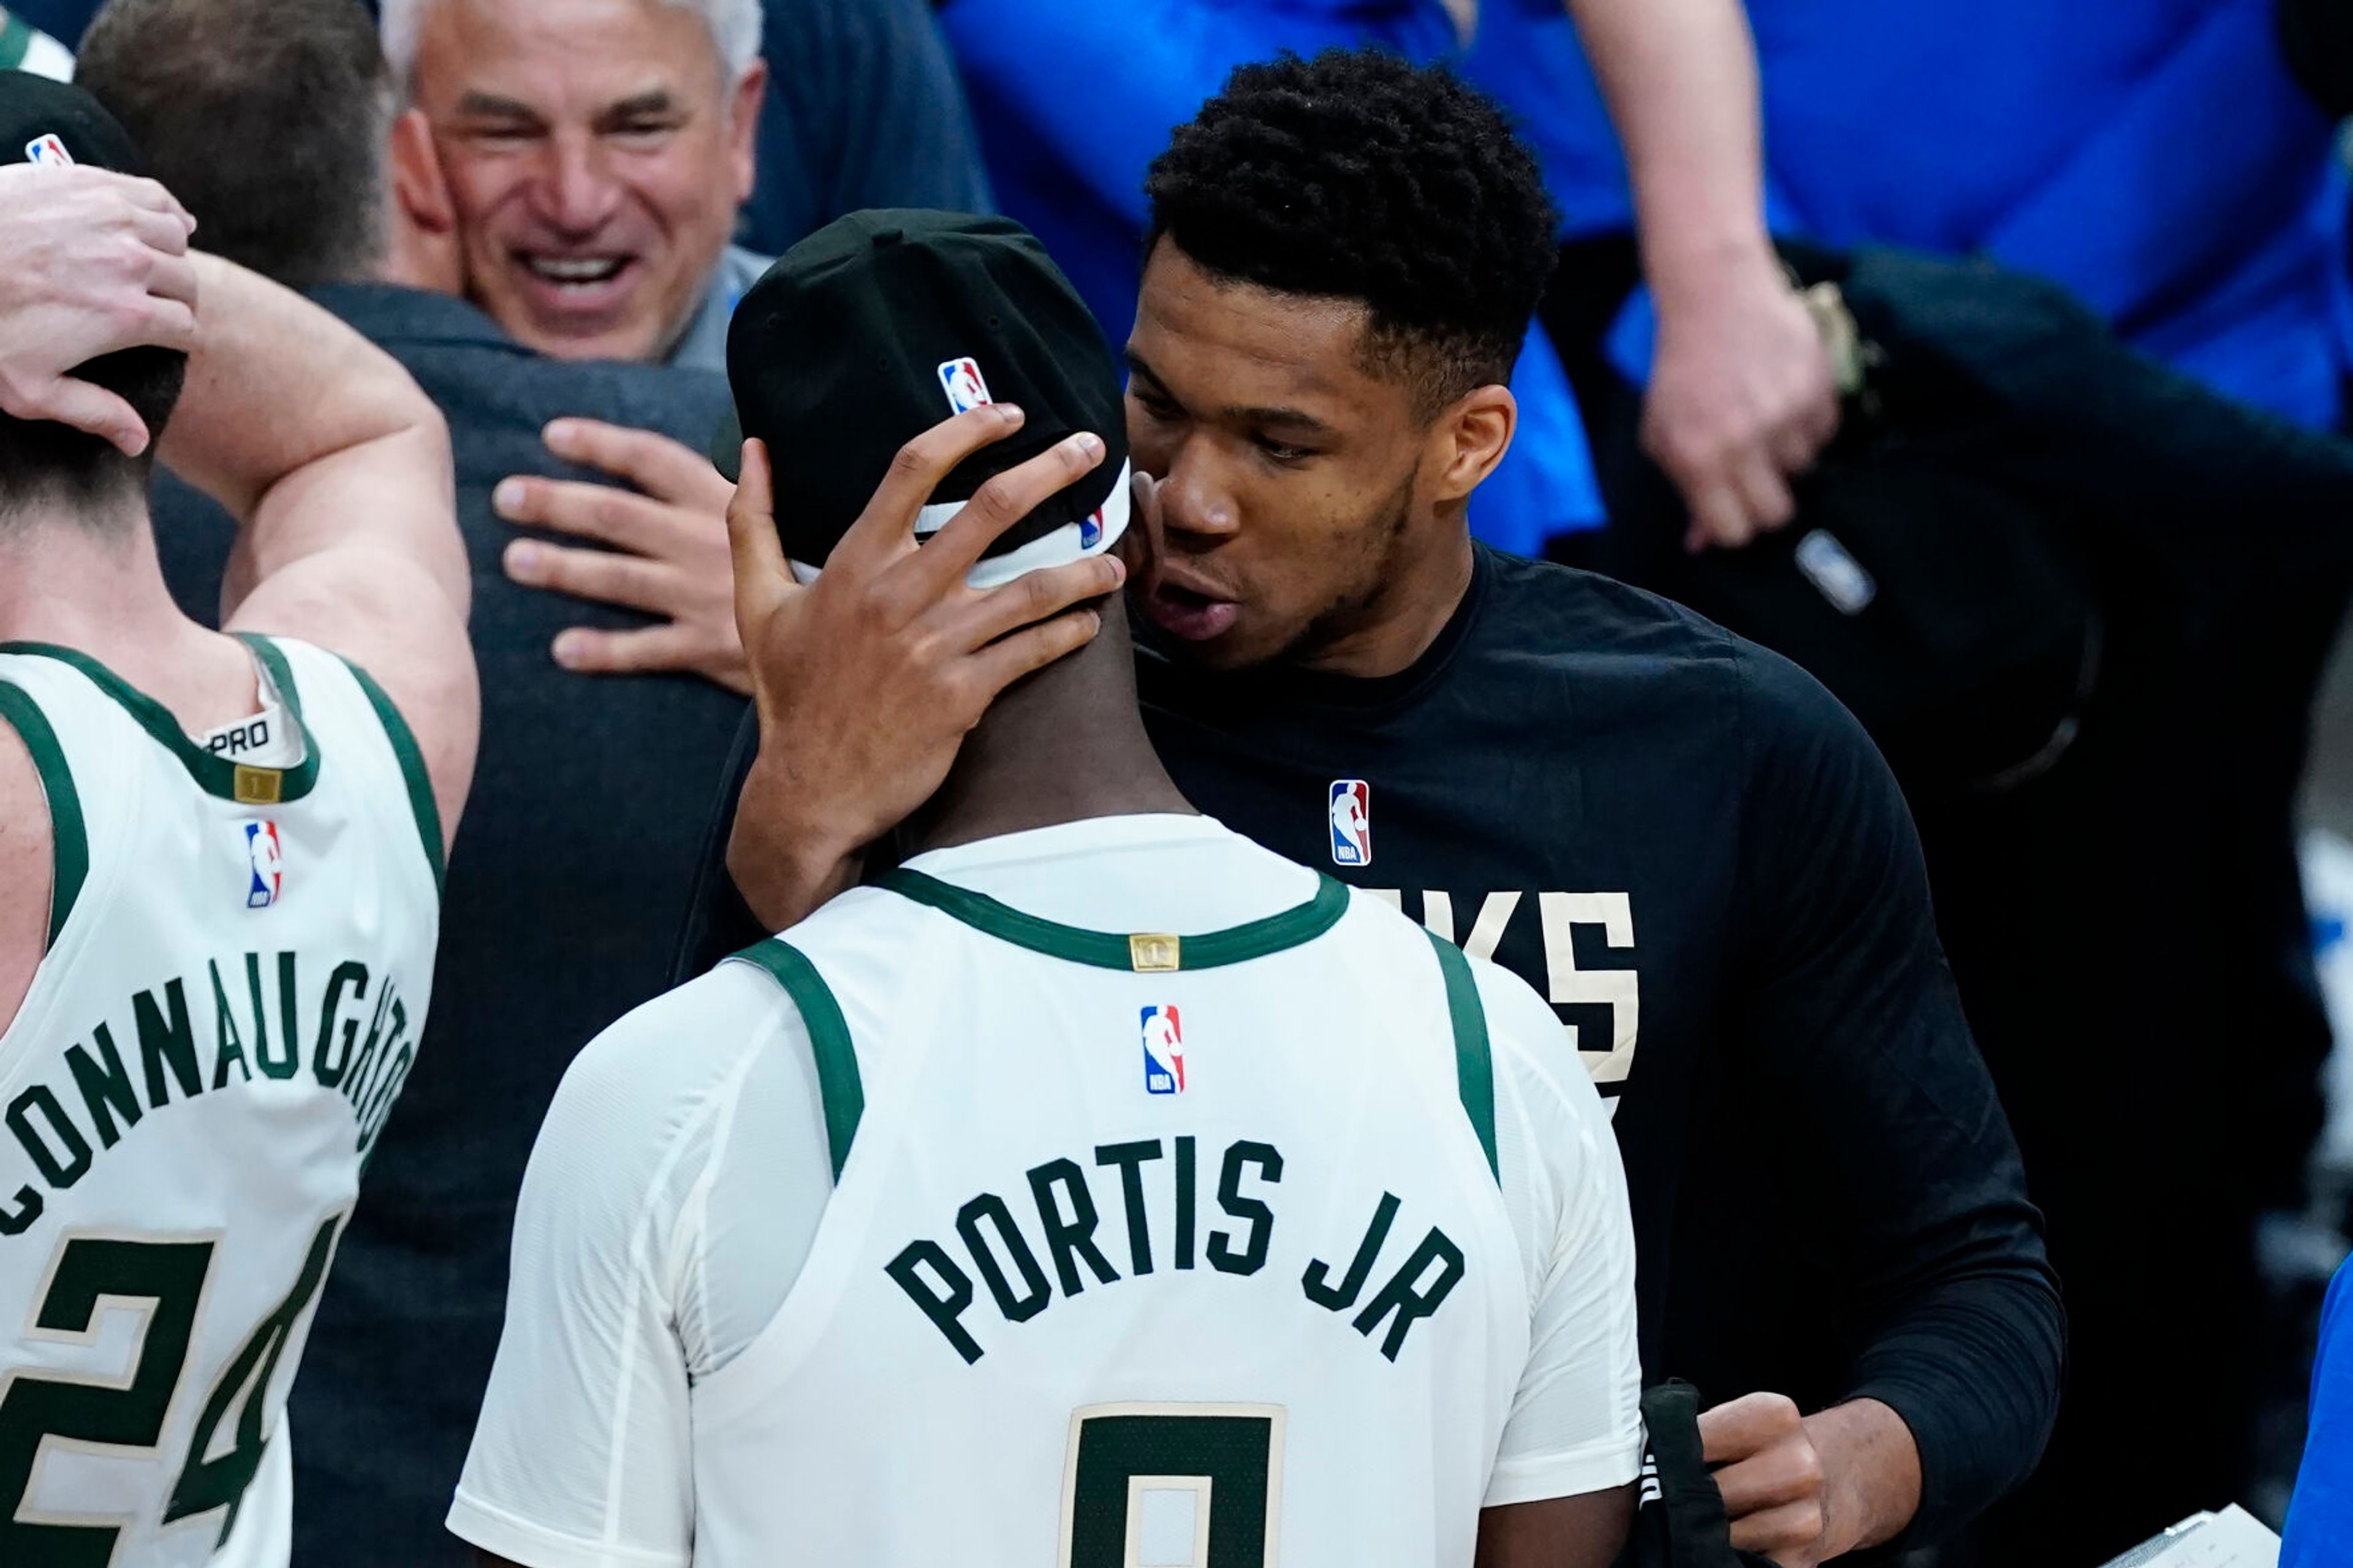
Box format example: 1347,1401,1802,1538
381,0,763,91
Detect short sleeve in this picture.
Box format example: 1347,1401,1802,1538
447,964,832,1567
1475,958,1645,1507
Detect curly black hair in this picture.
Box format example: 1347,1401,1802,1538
1145,47,1559,419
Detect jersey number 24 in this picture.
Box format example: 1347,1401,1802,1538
0,1214,344,1564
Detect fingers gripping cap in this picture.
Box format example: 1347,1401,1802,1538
721,210,1129,590
0,70,144,173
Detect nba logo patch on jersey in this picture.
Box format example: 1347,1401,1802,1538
1328,779,1371,866
936,356,992,414
24,134,72,166
243,820,284,909
1140,1004,1184,1095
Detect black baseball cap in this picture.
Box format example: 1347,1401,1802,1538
0,69,143,175
721,208,1129,588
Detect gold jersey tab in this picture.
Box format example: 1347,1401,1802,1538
1128,933,1181,972
233,765,283,806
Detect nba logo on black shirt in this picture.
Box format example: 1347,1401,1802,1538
1329,779,1371,866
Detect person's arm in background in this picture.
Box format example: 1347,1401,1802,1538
1705,645,2064,1564
1563,0,1838,551
158,252,477,852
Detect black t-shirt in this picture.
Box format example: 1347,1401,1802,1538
678,544,2062,1543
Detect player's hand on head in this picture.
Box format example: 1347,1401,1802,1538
493,419,749,693
1642,251,1840,553
0,163,197,456
721,404,1123,929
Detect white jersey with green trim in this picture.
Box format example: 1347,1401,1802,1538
451,814,1640,1568
0,633,442,1568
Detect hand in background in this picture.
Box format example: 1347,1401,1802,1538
494,417,749,692
721,405,1123,930
0,164,197,455
1643,245,1840,552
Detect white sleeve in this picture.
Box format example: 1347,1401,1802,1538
447,963,830,1567
1474,958,1646,1508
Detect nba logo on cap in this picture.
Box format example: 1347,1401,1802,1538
936,356,992,415
24,134,72,166
243,821,283,909
1078,504,1105,550
1140,1004,1184,1096
1329,779,1371,867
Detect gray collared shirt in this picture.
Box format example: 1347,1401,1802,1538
667,243,773,373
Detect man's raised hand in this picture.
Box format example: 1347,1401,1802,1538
0,164,197,455
722,404,1124,930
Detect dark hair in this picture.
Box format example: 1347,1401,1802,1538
1144,48,1559,419
77,0,391,289
0,347,188,528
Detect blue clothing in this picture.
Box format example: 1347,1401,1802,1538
941,0,1605,550
1468,0,2352,431
739,0,996,256
2286,1260,2353,1565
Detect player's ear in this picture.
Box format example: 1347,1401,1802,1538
1426,384,1516,506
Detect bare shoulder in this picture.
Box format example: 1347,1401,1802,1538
0,705,52,1034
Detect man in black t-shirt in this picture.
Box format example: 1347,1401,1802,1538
691,51,2063,1564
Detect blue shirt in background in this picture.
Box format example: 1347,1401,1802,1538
1468,0,2351,433
2286,1260,2353,1565
941,0,1605,553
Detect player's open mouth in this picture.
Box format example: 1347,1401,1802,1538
514,252,639,314
1142,578,1240,642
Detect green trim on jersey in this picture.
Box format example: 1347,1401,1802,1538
0,637,320,805
0,13,34,72
876,868,1350,971
729,940,864,1178
338,656,444,895
1427,932,1499,1183
0,680,86,952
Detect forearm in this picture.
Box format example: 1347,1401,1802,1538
725,751,868,933
159,254,465,616
1562,0,1775,297
1843,1270,2066,1544
1804,1398,1920,1555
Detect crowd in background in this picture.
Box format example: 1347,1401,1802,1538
5,0,2353,1562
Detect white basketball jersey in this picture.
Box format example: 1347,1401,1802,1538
0,634,441,1567
689,865,1540,1565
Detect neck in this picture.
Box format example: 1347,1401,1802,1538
0,498,181,648
1291,505,1476,680
0,501,248,726
909,601,1194,855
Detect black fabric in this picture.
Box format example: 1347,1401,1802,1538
675,545,2065,1547
0,67,140,171
723,208,1125,556
1546,241,2353,1564
2279,0,2353,115
153,284,746,1567
1613,1382,1778,1568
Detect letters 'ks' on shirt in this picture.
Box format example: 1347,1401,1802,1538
451,814,1642,1567
0,634,442,1567
1134,545,2066,1546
